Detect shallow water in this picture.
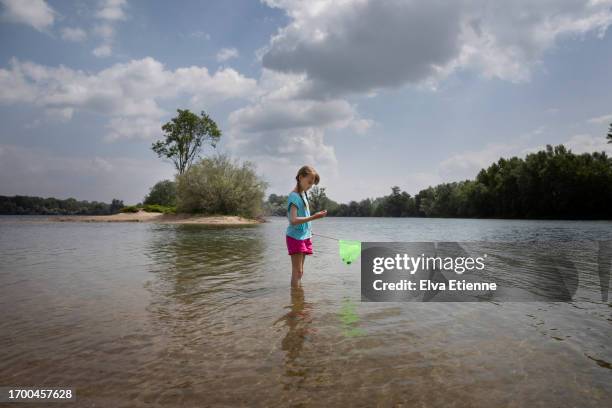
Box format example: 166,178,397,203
0,216,611,407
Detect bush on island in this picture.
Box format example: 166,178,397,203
176,154,268,219
142,204,176,214
143,180,177,207
120,205,140,213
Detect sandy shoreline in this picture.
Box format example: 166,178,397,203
44,210,264,225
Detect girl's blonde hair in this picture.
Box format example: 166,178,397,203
295,165,320,194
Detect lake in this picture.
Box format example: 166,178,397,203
0,216,611,407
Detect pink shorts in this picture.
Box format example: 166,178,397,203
286,235,313,255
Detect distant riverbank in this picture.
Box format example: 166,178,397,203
44,210,264,225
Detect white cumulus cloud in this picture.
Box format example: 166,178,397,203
61,27,87,42
96,0,127,21
0,56,258,141
91,0,129,57
225,68,372,187
92,44,112,57
587,113,612,124
216,47,239,62
0,0,56,31
229,98,369,133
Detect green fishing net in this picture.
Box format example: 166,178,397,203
339,240,361,265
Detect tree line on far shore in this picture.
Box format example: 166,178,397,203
3,143,611,220
266,144,612,220
0,196,124,215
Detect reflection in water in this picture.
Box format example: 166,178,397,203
338,297,365,337
273,286,316,390
143,224,267,344
145,224,265,292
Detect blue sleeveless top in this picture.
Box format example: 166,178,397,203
286,191,312,240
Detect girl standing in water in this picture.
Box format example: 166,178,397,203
286,166,327,288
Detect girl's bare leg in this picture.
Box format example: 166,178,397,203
291,254,302,288
299,253,305,280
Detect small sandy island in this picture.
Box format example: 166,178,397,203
46,210,264,225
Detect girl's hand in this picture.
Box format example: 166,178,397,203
313,210,327,219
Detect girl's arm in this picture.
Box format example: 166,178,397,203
289,205,326,226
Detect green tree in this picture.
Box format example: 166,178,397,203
607,123,612,144
151,109,221,175
264,193,289,216
143,180,177,206
357,198,374,216
381,186,417,217
308,185,330,213
109,199,124,213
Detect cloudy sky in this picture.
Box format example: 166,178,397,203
1,0,611,205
